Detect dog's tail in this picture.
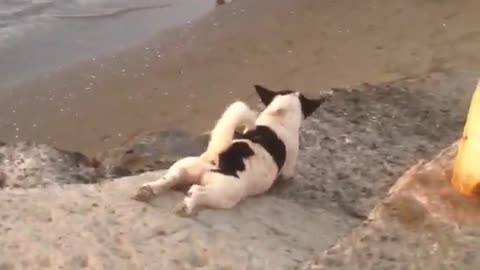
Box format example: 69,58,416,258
201,101,257,162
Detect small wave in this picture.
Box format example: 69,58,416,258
0,20,43,45
50,4,171,20
0,1,54,20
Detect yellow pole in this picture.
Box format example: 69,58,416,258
451,80,480,196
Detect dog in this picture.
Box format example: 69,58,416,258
132,85,325,216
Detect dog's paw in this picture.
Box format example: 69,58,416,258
174,196,200,217
132,185,156,202
174,202,195,217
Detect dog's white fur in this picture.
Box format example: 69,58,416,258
134,89,320,215
200,101,257,163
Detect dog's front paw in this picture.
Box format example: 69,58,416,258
132,185,156,202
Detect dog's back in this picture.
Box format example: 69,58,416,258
206,85,325,195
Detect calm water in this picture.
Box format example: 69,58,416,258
0,0,216,87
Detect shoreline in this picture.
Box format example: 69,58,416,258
0,0,217,88
1,0,480,157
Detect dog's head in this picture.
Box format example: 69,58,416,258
254,85,325,125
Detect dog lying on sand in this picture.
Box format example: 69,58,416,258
132,85,325,216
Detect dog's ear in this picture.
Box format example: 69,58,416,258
299,94,326,118
254,85,277,106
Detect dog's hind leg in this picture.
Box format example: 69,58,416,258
132,157,212,202
175,172,246,216
201,101,257,163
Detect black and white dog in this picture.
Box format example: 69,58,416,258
133,85,325,215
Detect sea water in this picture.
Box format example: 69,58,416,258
0,0,216,87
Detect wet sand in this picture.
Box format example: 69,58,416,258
1,0,480,156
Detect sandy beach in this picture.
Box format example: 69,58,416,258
1,0,480,157
2,1,480,268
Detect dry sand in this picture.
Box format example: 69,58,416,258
1,71,479,269
1,0,480,156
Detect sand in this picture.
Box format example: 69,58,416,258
1,0,480,156
1,1,480,268
1,71,479,269
0,171,356,270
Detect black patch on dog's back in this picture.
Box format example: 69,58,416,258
240,125,286,173
212,141,255,178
